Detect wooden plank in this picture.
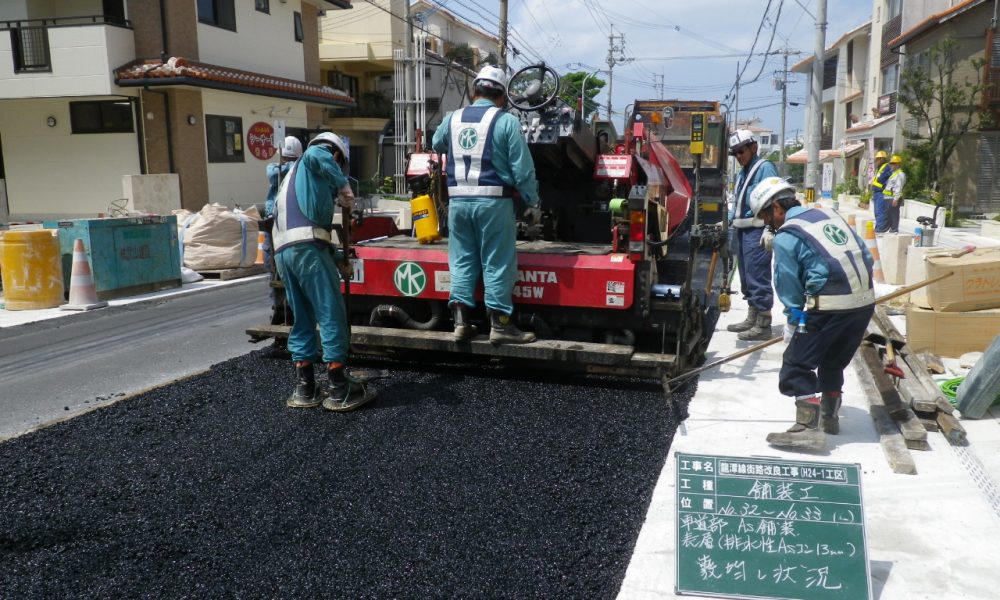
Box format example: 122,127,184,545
897,406,929,446
896,359,938,413
859,345,910,420
198,265,267,280
917,417,941,432
852,353,917,474
921,351,946,374
936,411,968,445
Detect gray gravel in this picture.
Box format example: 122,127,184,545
0,350,698,599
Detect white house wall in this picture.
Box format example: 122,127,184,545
0,24,135,98
197,0,306,81
0,96,141,219
200,89,307,208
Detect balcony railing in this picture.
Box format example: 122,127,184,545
987,67,1000,104
877,92,897,116
1,15,131,74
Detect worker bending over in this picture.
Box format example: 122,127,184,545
272,132,375,411
432,65,540,344
749,177,875,450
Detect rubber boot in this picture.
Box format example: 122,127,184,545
322,364,376,412
738,311,773,341
287,361,321,408
820,391,843,434
450,302,477,342
488,309,536,345
726,306,758,333
766,395,826,450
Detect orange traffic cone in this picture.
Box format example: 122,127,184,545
865,221,885,284
255,231,267,265
60,238,108,311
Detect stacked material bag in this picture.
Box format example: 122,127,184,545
174,204,261,271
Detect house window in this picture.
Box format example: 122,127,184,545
977,134,1000,211
327,71,359,100
70,100,134,134
255,0,269,14
882,63,899,94
198,0,236,32
294,12,303,42
823,56,838,89
846,41,854,76
887,0,902,20
205,115,244,163
10,26,51,73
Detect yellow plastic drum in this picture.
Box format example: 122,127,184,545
410,194,442,244
0,230,64,310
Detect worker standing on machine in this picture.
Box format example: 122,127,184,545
272,132,375,412
749,177,875,450
726,130,779,341
870,150,893,233
432,65,540,344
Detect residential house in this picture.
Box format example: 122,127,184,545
889,0,1000,214
319,0,495,189
789,21,871,191
736,118,780,157
0,0,353,222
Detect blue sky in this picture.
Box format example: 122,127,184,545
423,0,873,138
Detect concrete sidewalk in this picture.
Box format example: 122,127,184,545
619,297,1000,599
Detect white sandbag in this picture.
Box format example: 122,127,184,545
172,204,260,271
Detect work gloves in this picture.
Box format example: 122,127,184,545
336,183,355,209
760,228,775,252
523,207,542,226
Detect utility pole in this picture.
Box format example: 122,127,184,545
777,50,790,177
806,0,828,196
605,25,633,120
654,73,664,99
498,0,508,70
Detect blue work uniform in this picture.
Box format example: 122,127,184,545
265,161,293,217
272,145,350,364
773,206,875,398
731,156,778,311
432,99,539,315
871,163,892,233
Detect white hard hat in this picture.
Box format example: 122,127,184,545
729,129,756,154
308,132,349,165
280,136,303,159
473,65,508,91
749,176,797,218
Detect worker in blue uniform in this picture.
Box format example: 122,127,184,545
870,150,893,233
272,132,374,412
432,65,540,344
263,136,303,330
265,136,303,217
726,129,779,341
749,177,875,450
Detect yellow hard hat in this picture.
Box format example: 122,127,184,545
874,150,888,160
889,154,903,164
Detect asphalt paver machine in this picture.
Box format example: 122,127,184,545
248,64,731,380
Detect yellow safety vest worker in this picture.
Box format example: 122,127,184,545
870,163,889,191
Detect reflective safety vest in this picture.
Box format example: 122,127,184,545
732,158,769,229
883,169,904,198
870,163,889,192
778,208,875,311
272,160,332,253
445,105,513,199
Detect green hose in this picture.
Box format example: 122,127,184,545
940,376,1000,408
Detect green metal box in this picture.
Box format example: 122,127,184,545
45,216,182,300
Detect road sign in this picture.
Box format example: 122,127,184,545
675,452,871,600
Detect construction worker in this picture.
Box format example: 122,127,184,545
272,132,375,412
749,177,875,450
265,136,303,217
432,65,540,344
726,129,779,341
883,155,906,233
870,150,892,233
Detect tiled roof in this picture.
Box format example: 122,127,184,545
114,57,355,107
846,113,895,133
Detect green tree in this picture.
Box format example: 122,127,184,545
445,43,476,69
558,71,606,119
897,37,985,191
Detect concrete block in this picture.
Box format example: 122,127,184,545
901,199,946,227
905,246,948,308
981,221,1000,240
123,174,181,215
877,233,913,285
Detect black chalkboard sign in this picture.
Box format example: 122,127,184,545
675,453,871,600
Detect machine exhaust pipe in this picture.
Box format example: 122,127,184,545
369,302,444,331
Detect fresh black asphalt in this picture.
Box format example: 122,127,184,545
0,350,697,599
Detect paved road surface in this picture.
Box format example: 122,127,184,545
0,279,270,441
